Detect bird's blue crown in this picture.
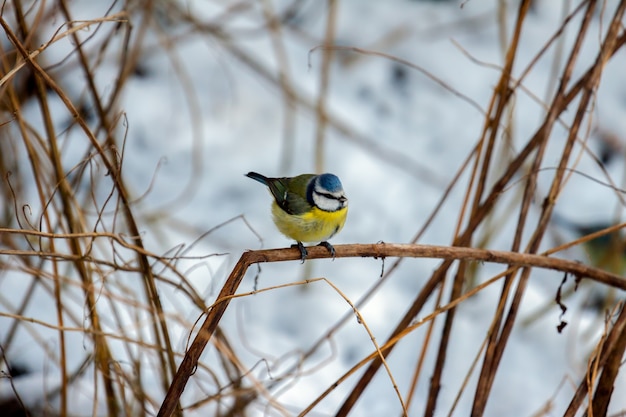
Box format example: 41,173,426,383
317,173,343,192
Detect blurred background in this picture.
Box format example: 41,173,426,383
1,0,626,416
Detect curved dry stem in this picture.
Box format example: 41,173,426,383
156,242,626,417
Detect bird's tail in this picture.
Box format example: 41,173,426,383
245,171,269,185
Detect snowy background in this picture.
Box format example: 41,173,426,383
1,0,626,416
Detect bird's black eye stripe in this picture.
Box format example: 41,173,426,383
316,191,339,200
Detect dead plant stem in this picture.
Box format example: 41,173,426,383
156,242,626,417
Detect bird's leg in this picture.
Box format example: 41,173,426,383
291,241,308,263
318,241,336,259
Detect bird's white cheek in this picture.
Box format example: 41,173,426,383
313,194,341,212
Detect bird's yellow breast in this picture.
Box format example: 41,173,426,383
271,202,347,243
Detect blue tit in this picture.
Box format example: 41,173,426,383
245,171,348,260
551,215,625,313
554,214,626,275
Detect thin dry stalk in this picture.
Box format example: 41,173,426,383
473,3,626,416
313,0,338,173
563,302,626,417
0,2,206,416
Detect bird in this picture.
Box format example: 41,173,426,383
550,214,626,314
245,172,348,261
553,214,626,275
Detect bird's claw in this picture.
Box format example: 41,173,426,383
292,242,308,263
318,241,336,259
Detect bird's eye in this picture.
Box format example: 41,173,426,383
318,192,338,200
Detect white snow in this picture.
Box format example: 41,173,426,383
1,1,625,416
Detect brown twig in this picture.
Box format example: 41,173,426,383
563,302,626,417
156,242,626,417
426,2,533,413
